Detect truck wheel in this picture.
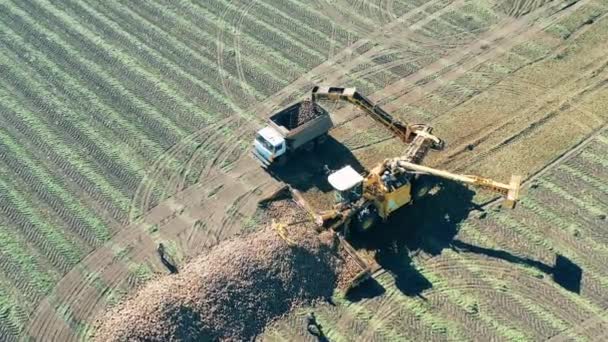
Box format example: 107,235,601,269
276,155,287,166
315,133,329,146
354,205,379,232
303,141,315,152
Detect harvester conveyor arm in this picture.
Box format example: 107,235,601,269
395,160,522,208
312,86,413,143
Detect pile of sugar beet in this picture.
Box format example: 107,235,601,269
94,200,345,341
289,100,323,128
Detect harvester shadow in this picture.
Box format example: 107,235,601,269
350,177,581,297
269,136,365,193
450,241,582,293
350,177,476,298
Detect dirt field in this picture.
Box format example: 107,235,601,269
0,0,607,341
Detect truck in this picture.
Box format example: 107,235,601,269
252,100,333,167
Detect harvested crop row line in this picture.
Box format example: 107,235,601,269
0,221,59,299
495,206,608,298
0,135,107,247
0,12,185,160
332,292,419,342
272,0,363,42
539,178,605,216
0,1,189,145
0,55,146,194
27,0,241,124
169,0,304,81
129,1,273,103
92,0,264,103
0,274,29,339
373,271,468,341
572,149,608,182
425,253,576,340
0,174,84,270
522,193,608,254
417,259,552,341
295,0,375,36
76,0,251,119
0,72,141,210
11,0,209,142
443,229,588,338
225,0,338,55
553,164,608,204
196,0,326,65
0,32,164,166
4,23,179,161
461,221,604,318
249,0,343,48
0,92,131,222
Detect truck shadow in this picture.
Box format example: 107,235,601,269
348,178,582,299
267,136,365,193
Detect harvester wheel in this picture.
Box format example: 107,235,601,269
413,174,436,200
354,205,379,232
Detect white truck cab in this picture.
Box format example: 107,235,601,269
253,126,287,165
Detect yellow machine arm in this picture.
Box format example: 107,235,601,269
312,86,443,150
393,160,522,208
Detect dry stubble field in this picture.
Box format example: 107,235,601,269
0,0,607,341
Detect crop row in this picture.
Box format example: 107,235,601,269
0,134,107,247
0,61,143,198
0,8,184,153
10,0,218,135
67,0,245,117
0,170,84,270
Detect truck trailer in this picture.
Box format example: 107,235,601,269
253,100,333,167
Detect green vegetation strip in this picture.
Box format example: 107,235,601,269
537,179,604,216
0,88,131,214
374,271,468,341
124,0,278,98
0,279,26,335
30,0,239,119
0,130,110,242
519,197,608,287
458,223,589,341
416,251,533,342
0,223,57,295
72,0,248,116
173,0,305,74
331,292,412,342
0,169,83,262
0,48,147,183
580,150,608,169
0,2,188,145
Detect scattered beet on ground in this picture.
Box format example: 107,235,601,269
94,200,341,341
